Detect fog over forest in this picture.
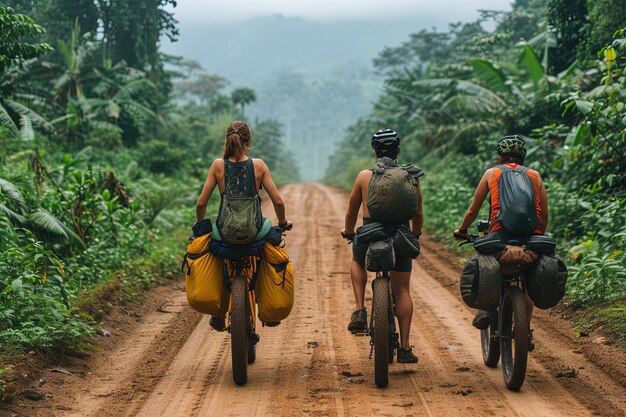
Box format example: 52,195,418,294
162,13,506,180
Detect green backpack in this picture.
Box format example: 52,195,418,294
367,165,418,223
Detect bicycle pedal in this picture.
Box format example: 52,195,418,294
350,330,368,336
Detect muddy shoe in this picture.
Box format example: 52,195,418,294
209,316,226,332
472,310,494,330
348,308,367,334
397,346,419,364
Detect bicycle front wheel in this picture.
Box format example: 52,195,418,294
500,286,529,391
231,274,248,385
373,277,390,388
481,321,500,368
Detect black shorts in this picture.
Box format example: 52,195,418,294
352,235,413,273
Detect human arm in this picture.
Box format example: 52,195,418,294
259,160,289,226
455,170,490,238
195,160,220,222
411,180,423,237
343,171,367,235
538,174,549,233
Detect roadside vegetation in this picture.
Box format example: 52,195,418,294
326,0,626,311
0,2,297,399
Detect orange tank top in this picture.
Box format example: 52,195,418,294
488,163,542,235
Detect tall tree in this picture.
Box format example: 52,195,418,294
98,0,179,70
548,0,588,73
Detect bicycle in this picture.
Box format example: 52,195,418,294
342,232,399,388
457,221,532,391
227,223,292,386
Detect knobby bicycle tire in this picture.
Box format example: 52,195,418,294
481,321,500,368
500,286,529,391
373,277,390,388
247,301,256,364
231,274,248,385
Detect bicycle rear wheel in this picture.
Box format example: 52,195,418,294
373,276,390,388
500,286,529,391
231,274,248,385
481,321,500,368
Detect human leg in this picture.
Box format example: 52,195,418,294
390,270,413,348
348,257,368,333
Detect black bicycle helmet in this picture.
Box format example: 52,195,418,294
371,129,400,151
497,135,527,158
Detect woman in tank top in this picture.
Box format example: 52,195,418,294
196,120,291,232
195,121,292,331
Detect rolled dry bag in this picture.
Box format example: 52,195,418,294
366,238,396,272
256,243,295,323
183,233,229,315
460,254,501,310
526,255,568,309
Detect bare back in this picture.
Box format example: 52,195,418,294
213,158,264,194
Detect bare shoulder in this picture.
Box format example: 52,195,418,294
252,158,268,171
357,169,373,181
210,158,224,172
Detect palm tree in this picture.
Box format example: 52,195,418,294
231,87,256,117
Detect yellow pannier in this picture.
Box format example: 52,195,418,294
255,243,295,323
183,233,228,316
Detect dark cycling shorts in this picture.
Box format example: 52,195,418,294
352,235,413,273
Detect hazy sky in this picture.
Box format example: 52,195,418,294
170,0,512,22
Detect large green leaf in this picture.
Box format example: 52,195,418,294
0,102,19,136
0,178,26,212
0,202,27,225
469,58,511,94
28,210,84,246
517,43,545,86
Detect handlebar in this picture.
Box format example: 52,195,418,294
278,223,293,232
341,231,355,243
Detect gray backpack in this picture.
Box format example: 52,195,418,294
497,164,538,235
367,167,418,223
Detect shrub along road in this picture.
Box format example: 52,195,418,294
8,184,626,417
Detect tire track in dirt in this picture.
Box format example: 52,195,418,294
12,183,625,417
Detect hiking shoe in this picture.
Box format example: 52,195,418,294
348,308,367,334
472,309,495,330
209,316,226,332
397,346,419,364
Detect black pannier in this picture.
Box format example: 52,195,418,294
366,239,396,272
460,254,501,310
526,255,568,309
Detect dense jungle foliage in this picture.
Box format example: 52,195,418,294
326,0,626,306
0,0,298,370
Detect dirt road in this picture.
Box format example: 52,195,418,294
10,184,626,417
